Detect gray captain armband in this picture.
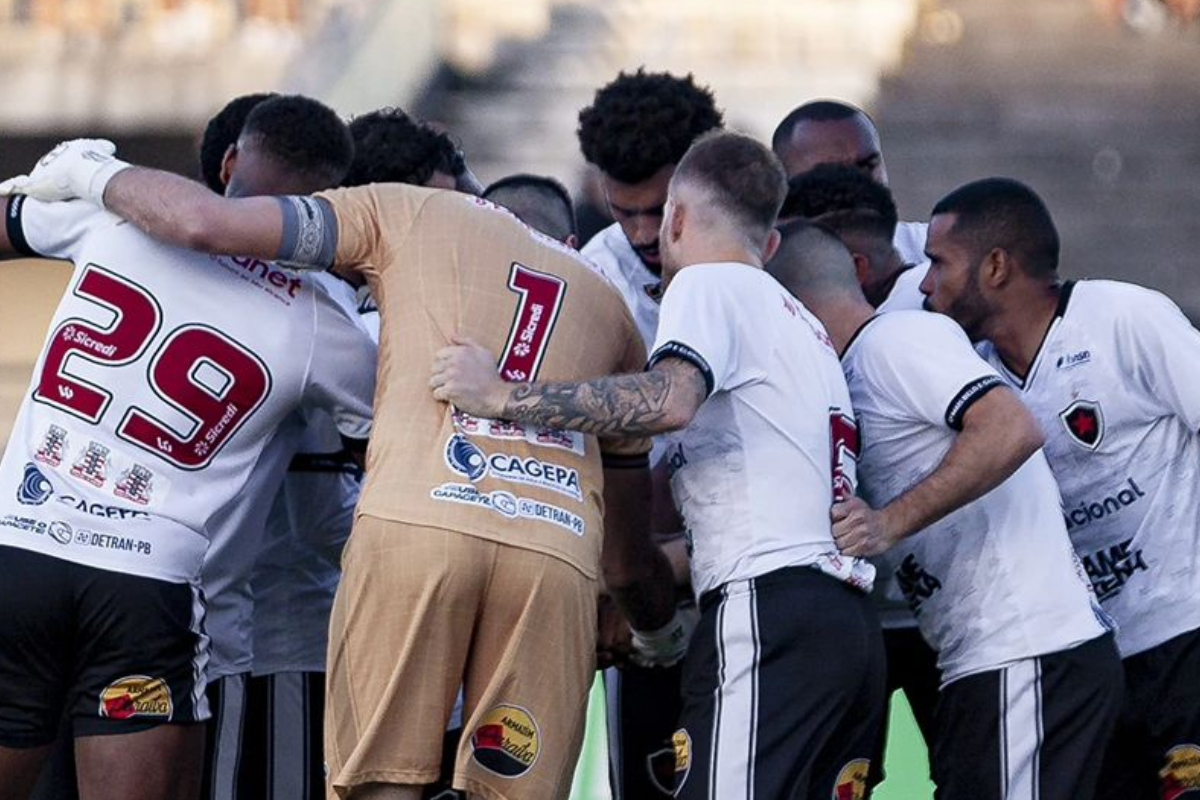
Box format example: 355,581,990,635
275,195,338,271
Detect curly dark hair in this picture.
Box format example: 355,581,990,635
199,92,276,192
577,69,723,184
781,164,897,242
341,107,465,188
241,95,354,186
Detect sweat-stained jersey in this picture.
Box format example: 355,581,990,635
316,186,650,578
647,263,874,598
0,197,376,584
844,311,1109,683
980,280,1200,657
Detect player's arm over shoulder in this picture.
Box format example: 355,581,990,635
1,195,106,261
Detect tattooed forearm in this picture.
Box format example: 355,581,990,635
502,359,707,437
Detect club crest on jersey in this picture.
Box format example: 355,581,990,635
1060,400,1104,450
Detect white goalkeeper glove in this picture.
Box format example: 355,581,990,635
0,139,130,207
630,605,698,668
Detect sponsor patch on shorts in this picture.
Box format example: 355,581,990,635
470,704,540,778
98,675,173,720
1160,744,1200,800
672,728,692,791
833,758,870,800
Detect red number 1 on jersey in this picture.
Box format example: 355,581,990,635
498,263,566,382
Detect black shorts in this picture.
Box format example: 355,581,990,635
932,633,1123,800
605,661,685,798
674,567,886,800
0,546,209,747
1096,627,1200,800
869,624,941,787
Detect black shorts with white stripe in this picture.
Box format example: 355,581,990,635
932,633,1123,800
674,566,886,800
201,673,248,800
605,661,685,798
0,545,209,748
1095,626,1200,800
239,673,326,800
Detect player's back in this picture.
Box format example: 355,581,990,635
0,198,374,584
320,186,646,577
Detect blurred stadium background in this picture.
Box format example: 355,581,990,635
1,1,1198,796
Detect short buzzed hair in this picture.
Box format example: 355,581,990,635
483,174,577,243
767,219,862,302
931,178,1060,277
672,131,787,239
771,100,871,153
199,92,276,192
240,95,354,188
342,107,465,188
782,164,898,244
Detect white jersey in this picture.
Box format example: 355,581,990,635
893,219,929,267
845,311,1109,683
251,275,376,676
0,197,376,584
649,263,874,597
981,280,1200,657
581,222,661,349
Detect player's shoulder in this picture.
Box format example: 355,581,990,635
1068,279,1187,332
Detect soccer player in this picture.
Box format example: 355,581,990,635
342,107,483,195
197,92,277,194
772,100,928,296
430,131,886,800
578,68,723,347
919,177,1200,800
768,220,1122,800
773,106,940,769
4,135,681,800
482,174,578,248
193,95,373,800
575,68,722,798
0,135,375,800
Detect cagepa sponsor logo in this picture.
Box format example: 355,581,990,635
1063,477,1145,532
444,435,582,501
471,704,540,778
431,483,585,536
16,463,150,521
18,463,52,506
1081,538,1148,603
99,675,173,720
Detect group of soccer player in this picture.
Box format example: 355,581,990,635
0,66,1196,800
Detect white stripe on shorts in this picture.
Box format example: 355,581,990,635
208,673,247,800
268,673,310,800
1000,658,1044,800
710,580,761,800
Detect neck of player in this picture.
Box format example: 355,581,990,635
987,282,1063,379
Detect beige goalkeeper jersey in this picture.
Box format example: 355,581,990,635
317,185,649,577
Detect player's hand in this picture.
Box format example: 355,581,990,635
629,605,697,669
831,496,899,557
596,594,633,670
429,337,510,418
0,139,129,206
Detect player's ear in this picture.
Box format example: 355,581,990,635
219,144,237,191
981,246,1011,288
666,197,685,244
851,252,871,286
564,233,579,250
761,226,782,264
